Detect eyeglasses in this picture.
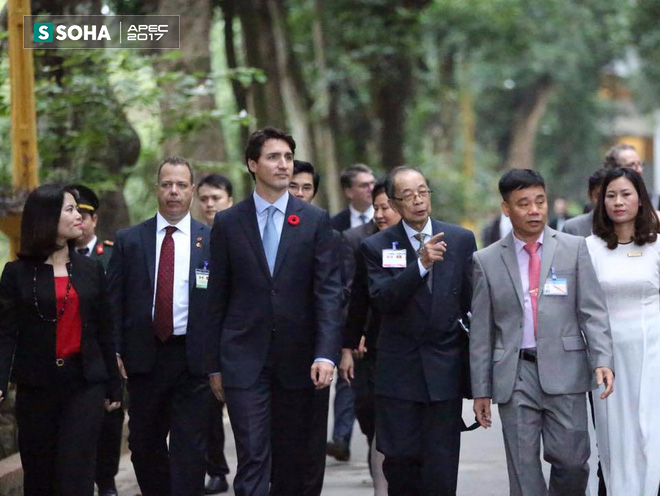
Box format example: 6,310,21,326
393,189,433,204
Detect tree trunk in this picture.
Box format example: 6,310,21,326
219,0,253,196
156,0,228,163
372,54,413,170
311,0,342,213
505,78,556,169
265,0,315,164
235,0,287,129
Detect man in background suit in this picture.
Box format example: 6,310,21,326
562,168,606,238
289,159,320,205
207,127,342,496
195,174,234,495
328,162,376,461
361,166,476,496
471,169,614,496
340,179,401,495
107,157,211,496
69,184,122,496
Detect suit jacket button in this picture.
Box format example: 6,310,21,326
272,327,276,333
271,289,276,295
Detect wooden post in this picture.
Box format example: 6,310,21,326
4,0,39,259
9,0,39,190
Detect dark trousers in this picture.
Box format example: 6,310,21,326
376,395,462,496
127,339,210,496
95,401,125,489
331,374,355,445
353,354,376,447
302,387,330,496
16,376,105,496
207,396,230,476
225,365,319,496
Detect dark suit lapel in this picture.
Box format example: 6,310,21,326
238,197,272,280
500,232,524,310
188,221,208,293
273,196,302,279
140,217,158,290
537,226,557,304
430,220,454,297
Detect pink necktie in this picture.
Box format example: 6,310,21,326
523,241,541,338
154,226,176,342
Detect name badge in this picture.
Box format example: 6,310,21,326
195,268,209,289
543,277,567,296
382,249,407,268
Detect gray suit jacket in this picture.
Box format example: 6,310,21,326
470,226,613,404
561,211,593,238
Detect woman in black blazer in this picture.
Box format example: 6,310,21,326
0,184,121,496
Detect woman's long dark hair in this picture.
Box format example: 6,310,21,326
592,167,659,250
17,184,79,262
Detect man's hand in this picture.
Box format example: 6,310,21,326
595,366,614,399
116,355,127,380
210,374,225,402
104,400,121,412
473,397,492,429
311,361,335,390
339,349,355,384
420,232,447,269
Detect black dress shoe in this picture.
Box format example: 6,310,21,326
326,441,350,461
205,475,229,494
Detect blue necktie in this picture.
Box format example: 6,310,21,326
359,214,368,224
263,206,279,275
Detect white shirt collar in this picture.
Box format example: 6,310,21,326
84,235,97,253
513,230,544,254
349,204,374,220
402,217,433,241
253,190,289,215
156,211,191,235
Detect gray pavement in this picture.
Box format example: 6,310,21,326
112,401,513,496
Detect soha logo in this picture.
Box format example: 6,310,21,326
34,22,111,42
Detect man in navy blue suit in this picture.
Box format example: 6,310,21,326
207,127,343,496
360,166,476,496
107,157,211,496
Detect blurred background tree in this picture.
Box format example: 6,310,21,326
1,0,659,244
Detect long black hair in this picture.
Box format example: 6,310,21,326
592,167,659,249
18,184,79,262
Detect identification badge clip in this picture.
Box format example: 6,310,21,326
543,267,567,296
382,242,407,268
196,261,210,289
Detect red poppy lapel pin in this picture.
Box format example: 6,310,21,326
287,214,300,226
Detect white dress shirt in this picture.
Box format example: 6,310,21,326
153,212,191,336
402,218,433,277
349,204,374,228
512,231,544,349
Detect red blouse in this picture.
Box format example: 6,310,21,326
54,277,82,358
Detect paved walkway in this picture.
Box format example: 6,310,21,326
113,402,513,496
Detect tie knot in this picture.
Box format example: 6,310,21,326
359,214,368,224
266,205,277,218
165,226,177,236
77,247,90,256
524,241,541,255
414,232,426,244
